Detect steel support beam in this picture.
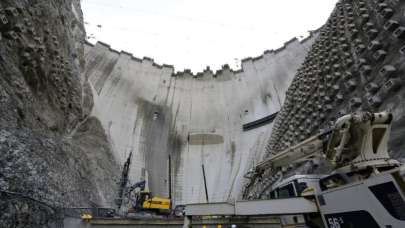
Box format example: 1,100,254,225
185,202,235,216
235,198,318,215
185,198,318,216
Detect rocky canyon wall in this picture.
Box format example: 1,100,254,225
0,0,119,226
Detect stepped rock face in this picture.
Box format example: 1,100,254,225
83,35,317,204
0,0,119,226
245,0,405,198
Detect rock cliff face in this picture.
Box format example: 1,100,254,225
245,0,405,198
0,0,119,226
267,0,405,159
83,34,317,204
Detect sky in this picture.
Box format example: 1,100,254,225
82,0,338,72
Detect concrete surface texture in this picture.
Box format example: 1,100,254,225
245,0,405,198
83,33,317,204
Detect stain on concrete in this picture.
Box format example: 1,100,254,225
229,141,236,167
188,133,224,145
138,99,172,197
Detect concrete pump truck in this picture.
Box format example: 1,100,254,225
246,112,405,228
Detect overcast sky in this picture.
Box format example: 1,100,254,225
82,0,337,72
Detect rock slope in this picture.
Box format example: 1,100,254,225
0,0,119,226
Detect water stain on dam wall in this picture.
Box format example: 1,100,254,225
188,133,224,145
167,132,185,203
137,99,172,197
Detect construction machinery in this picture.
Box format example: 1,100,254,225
115,152,172,216
237,112,405,227
125,180,171,215
185,111,404,227
116,152,133,209
254,112,398,174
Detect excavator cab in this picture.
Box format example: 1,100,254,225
133,191,152,210
130,190,170,214
142,195,171,213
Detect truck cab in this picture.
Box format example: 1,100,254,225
267,174,325,199
249,112,405,228
317,166,405,228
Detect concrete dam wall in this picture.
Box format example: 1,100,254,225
83,34,317,204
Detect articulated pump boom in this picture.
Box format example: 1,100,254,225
255,111,398,176
240,112,405,228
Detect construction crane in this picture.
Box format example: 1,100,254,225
115,151,133,209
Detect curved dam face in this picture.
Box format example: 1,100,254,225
83,35,317,204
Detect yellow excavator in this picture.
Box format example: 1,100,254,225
126,180,171,214
116,153,171,215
